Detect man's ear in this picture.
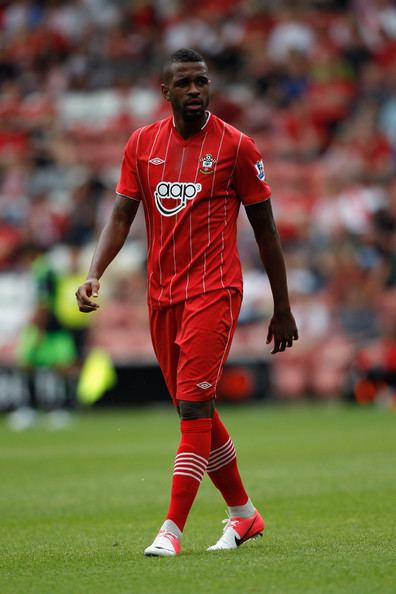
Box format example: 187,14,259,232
161,83,170,102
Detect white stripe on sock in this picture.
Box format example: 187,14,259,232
173,452,208,482
209,437,232,458
207,449,236,473
175,451,208,465
173,471,203,482
208,440,234,465
174,461,206,478
174,460,207,474
207,442,236,469
175,455,207,472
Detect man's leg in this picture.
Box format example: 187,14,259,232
163,400,214,529
207,408,251,509
176,290,263,550
144,400,214,557
206,408,264,550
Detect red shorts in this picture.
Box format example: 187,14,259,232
149,289,242,404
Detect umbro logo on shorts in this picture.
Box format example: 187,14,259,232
197,381,212,390
154,181,202,217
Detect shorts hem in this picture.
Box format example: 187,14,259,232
174,393,216,403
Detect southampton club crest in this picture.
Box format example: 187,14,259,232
199,153,216,175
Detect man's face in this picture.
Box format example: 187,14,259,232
162,62,210,122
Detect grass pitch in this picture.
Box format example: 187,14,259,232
1,404,395,594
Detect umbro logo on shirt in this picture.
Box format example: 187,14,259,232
149,157,165,165
154,181,202,217
197,382,212,390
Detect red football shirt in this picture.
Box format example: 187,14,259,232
116,112,271,309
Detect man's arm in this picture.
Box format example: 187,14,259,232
76,195,140,313
245,199,298,354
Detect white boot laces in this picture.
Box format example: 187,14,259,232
221,512,240,533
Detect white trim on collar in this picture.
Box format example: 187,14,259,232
201,111,211,129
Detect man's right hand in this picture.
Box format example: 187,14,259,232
75,278,100,312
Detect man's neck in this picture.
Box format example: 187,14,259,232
173,111,209,139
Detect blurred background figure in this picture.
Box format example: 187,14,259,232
0,0,395,414
17,244,77,409
10,242,93,428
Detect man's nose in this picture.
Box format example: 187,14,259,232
188,83,200,94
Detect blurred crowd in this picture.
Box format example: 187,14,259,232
1,0,396,402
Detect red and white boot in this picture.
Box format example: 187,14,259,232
144,529,181,557
207,510,265,551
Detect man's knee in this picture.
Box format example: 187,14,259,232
178,399,215,420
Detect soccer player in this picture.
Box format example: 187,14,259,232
76,48,298,556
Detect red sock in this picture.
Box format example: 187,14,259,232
207,410,249,506
166,417,212,532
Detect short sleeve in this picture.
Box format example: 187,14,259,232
233,134,271,206
115,130,142,202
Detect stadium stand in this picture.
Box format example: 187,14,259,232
0,0,395,403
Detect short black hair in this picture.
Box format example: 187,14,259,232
162,48,206,83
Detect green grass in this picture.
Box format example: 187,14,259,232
1,404,395,594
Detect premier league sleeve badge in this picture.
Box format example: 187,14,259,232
255,160,266,181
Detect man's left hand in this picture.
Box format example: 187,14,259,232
266,310,298,354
